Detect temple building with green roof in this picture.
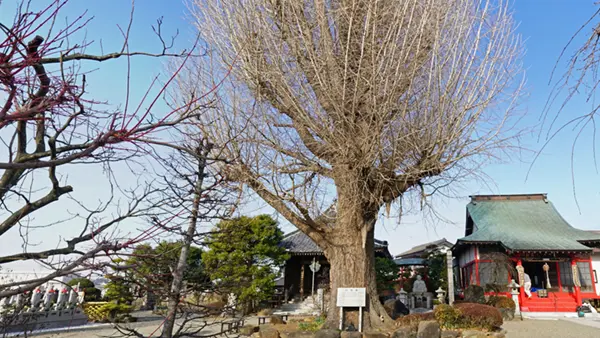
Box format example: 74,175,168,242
453,193,600,313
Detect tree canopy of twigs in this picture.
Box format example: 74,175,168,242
0,0,209,301
545,7,600,136
109,136,237,338
541,7,600,204
190,0,524,328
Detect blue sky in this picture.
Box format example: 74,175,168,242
2,0,600,269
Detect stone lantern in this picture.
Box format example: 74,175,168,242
507,279,521,315
435,287,446,304
397,287,408,305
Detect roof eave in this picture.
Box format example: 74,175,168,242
453,240,593,253
510,248,593,253
289,252,325,256
452,240,502,249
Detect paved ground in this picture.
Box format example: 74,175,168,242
30,321,164,338
29,321,227,338
22,316,600,338
503,318,600,338
25,315,255,338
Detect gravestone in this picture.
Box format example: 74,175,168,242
317,289,324,313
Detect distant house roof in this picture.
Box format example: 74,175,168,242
455,194,600,252
393,257,426,266
394,238,454,259
280,230,392,258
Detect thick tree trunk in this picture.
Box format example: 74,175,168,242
315,172,393,330
323,227,392,330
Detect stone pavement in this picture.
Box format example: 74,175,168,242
503,318,600,338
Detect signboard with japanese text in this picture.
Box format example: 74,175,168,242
336,287,366,307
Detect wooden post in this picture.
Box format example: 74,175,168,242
446,250,455,305
556,262,563,291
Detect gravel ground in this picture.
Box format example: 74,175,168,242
503,319,600,338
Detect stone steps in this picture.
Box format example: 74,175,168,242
277,298,320,315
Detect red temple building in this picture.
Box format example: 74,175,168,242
453,194,600,312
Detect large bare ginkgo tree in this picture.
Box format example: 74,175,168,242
191,0,524,328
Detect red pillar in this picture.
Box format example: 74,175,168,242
475,246,480,285
572,259,582,306
517,259,525,306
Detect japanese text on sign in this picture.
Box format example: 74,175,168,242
336,287,366,307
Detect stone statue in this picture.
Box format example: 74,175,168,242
409,275,433,310
0,296,9,312
30,288,43,310
55,288,68,310
14,293,23,308
43,288,55,310
413,275,428,293
68,288,78,308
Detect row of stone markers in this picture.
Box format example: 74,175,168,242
0,285,88,334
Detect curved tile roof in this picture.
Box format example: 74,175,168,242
456,194,600,252
280,230,390,256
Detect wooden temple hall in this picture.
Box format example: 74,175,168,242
279,230,392,301
453,194,600,312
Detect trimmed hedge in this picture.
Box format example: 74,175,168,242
454,303,503,330
430,303,503,331
434,304,462,329
395,312,435,332
398,303,503,332
487,295,516,311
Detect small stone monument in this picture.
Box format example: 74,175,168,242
55,288,68,310
14,293,23,309
30,288,43,311
67,288,78,308
317,288,324,313
43,288,54,310
0,296,9,312
410,275,433,310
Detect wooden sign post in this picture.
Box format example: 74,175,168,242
336,287,366,332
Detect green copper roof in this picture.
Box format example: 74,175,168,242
457,196,600,252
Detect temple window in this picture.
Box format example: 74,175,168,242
576,262,594,293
